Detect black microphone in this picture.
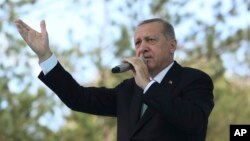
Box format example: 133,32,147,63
111,57,147,73
111,63,132,73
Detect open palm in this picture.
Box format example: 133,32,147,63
15,19,51,62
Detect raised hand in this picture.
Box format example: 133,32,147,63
123,57,150,89
15,19,52,62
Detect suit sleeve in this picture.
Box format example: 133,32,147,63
142,71,214,133
38,62,117,117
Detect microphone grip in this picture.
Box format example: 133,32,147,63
111,63,132,73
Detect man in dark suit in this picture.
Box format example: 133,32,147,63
15,18,214,141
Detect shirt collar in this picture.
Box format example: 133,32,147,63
152,62,174,83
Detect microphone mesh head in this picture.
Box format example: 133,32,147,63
111,67,120,73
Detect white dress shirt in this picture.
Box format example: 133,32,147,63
143,62,174,93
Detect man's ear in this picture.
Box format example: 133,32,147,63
170,39,177,54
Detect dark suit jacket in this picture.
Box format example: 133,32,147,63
38,61,214,141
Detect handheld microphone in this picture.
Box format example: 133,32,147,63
111,57,147,73
111,63,132,73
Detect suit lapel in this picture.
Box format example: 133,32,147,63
130,105,155,137
160,61,182,91
130,61,183,137
129,85,143,130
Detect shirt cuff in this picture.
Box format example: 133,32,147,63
143,80,156,94
39,54,58,75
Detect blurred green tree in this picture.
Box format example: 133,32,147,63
0,1,58,141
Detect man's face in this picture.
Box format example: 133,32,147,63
134,22,176,76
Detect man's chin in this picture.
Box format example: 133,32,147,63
147,65,155,72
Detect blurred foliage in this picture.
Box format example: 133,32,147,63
0,0,250,141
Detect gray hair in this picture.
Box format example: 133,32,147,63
138,18,176,40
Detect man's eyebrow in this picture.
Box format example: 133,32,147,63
144,35,159,40
135,35,159,41
134,38,141,42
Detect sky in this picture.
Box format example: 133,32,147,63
1,0,250,132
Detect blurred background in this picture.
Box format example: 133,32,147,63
0,0,250,141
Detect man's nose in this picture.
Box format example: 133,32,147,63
139,41,148,53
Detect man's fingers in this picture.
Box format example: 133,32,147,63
17,19,32,31
123,57,143,69
15,20,25,32
15,20,28,40
40,20,47,34
123,57,133,66
22,21,32,31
